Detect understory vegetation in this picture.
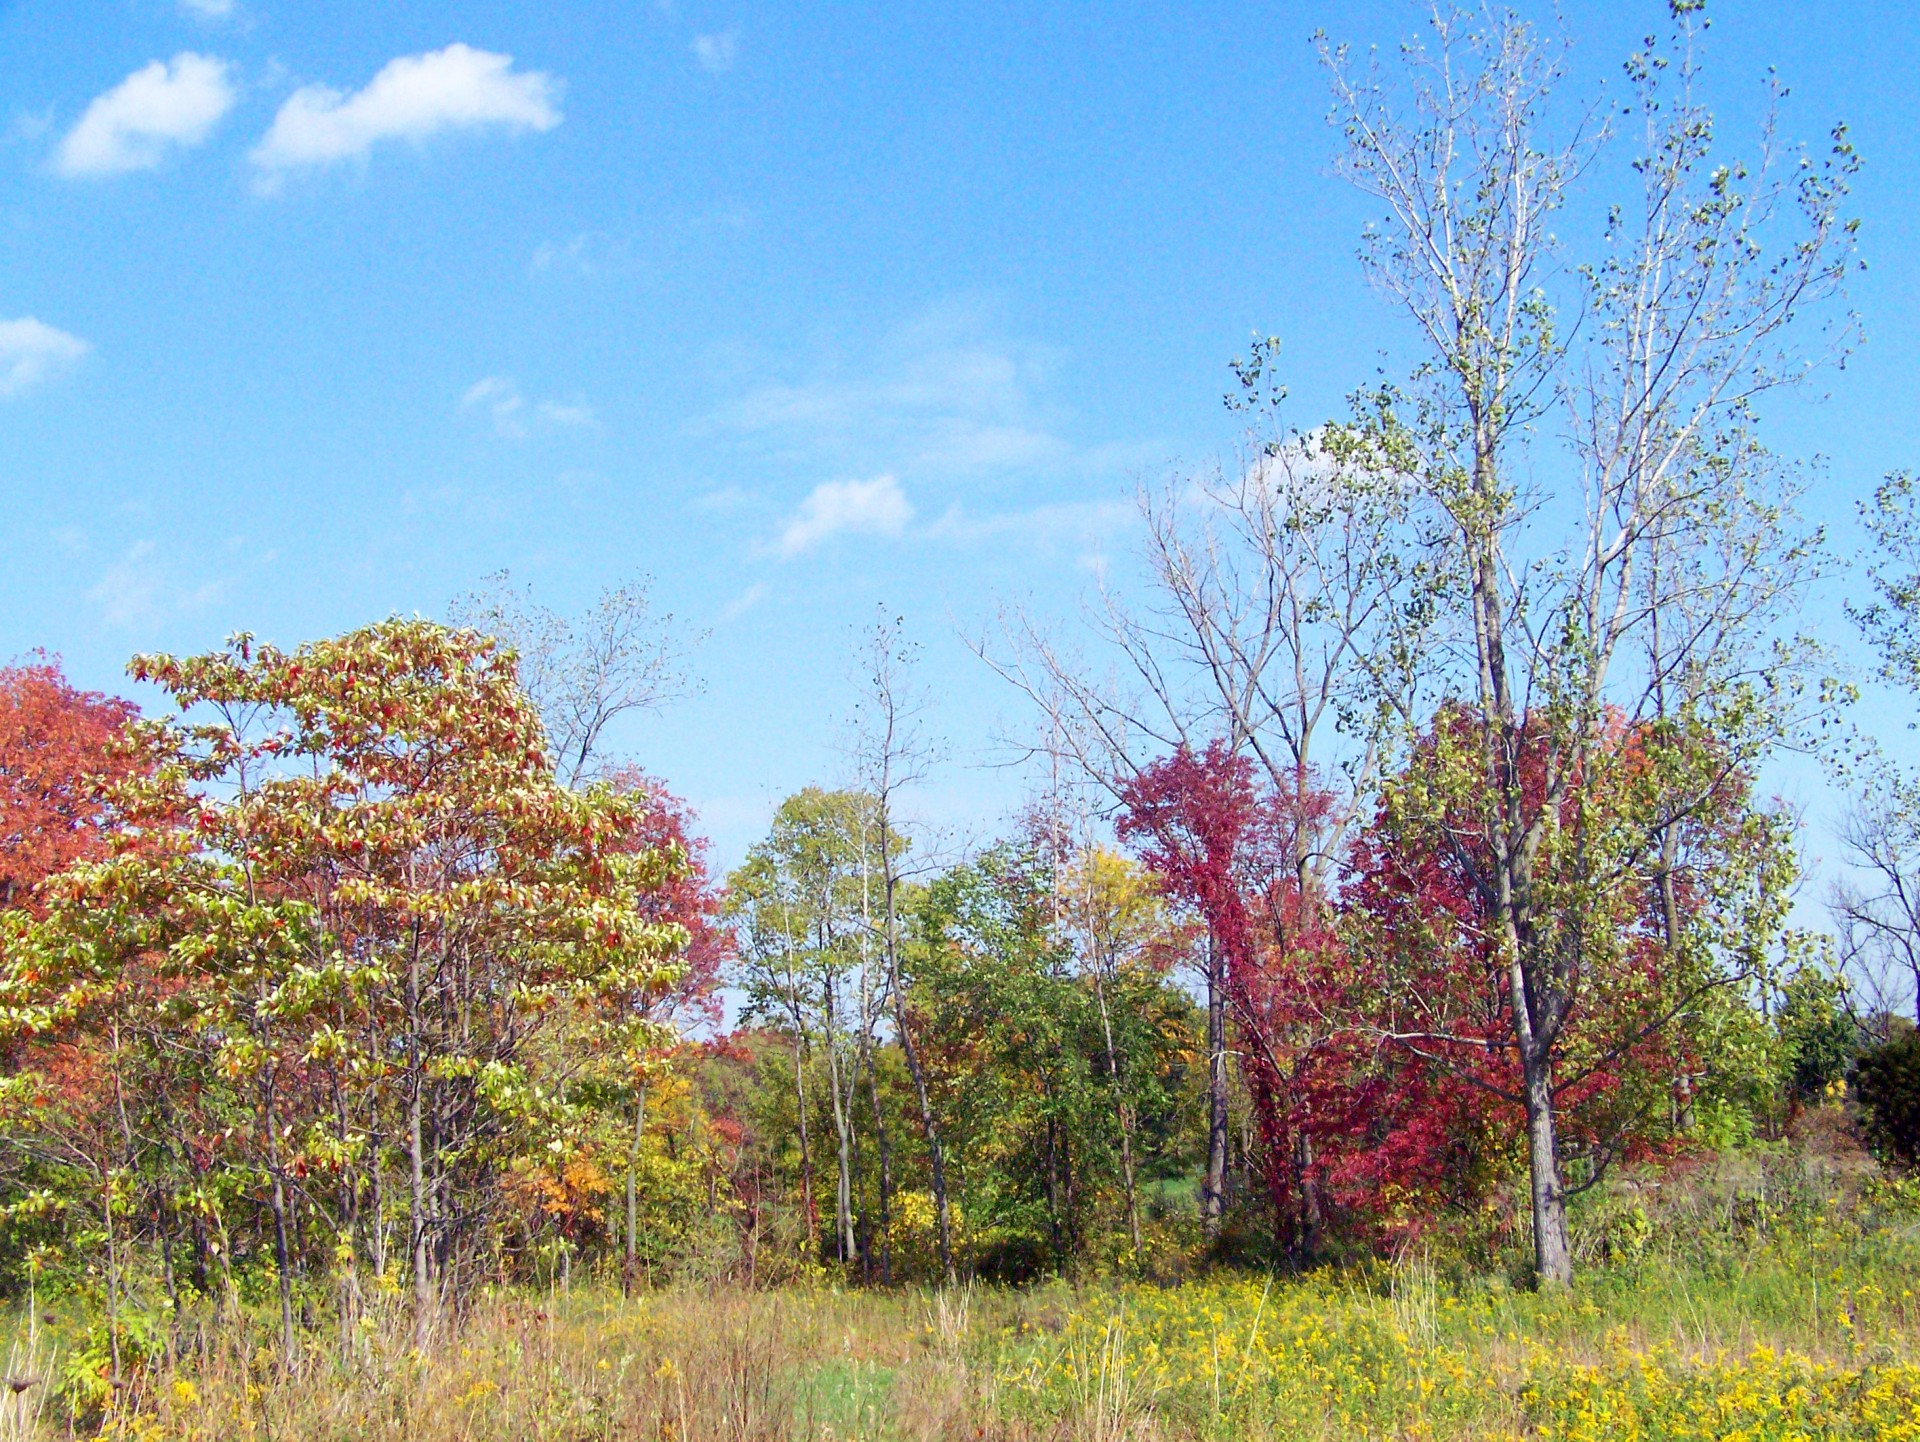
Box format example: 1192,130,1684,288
5,1121,1917,1440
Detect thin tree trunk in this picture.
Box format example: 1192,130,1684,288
101,1168,122,1386
263,1072,298,1360
624,1084,646,1295
864,1041,893,1286
891,985,951,1281
792,1035,820,1253
407,932,433,1341
1090,962,1141,1256
826,1030,856,1266
1202,929,1229,1238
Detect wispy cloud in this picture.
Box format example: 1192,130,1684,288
461,376,595,437
706,305,1093,481
55,53,236,176
690,485,751,514
776,475,913,556
922,497,1135,547
536,399,596,428
0,317,89,396
178,0,236,17
531,230,625,278
87,540,223,629
250,44,560,182
462,375,524,434
719,582,766,621
691,31,739,74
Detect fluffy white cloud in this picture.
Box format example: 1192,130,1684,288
691,32,738,74
0,317,89,396
251,44,560,177
54,53,236,177
776,475,912,556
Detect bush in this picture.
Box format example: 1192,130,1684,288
1854,1028,1920,1169
1777,968,1858,1102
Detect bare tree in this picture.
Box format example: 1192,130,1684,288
451,571,704,785
851,614,955,1282
1833,776,1920,1029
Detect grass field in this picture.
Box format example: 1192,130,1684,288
6,1136,1920,1440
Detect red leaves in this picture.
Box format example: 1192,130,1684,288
0,656,141,914
1119,743,1354,1242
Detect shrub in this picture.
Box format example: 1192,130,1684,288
1855,1028,1920,1169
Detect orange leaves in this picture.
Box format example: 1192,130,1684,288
0,656,142,914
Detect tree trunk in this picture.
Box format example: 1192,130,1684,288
1090,962,1141,1257
624,1084,646,1295
892,988,952,1281
864,1043,893,1285
263,1074,298,1360
1202,929,1229,1238
407,936,433,1341
826,1034,857,1266
791,1034,820,1253
1521,1043,1572,1287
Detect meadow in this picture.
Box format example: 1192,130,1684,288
6,1127,1918,1442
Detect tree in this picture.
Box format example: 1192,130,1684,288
0,656,139,912
1,622,690,1352
1855,1028,1920,1171
851,616,954,1281
725,788,889,1268
1317,2,1854,1284
1057,844,1185,1257
1834,475,1920,1025
1345,710,1798,1218
451,572,704,786
599,767,728,1292
984,427,1409,1237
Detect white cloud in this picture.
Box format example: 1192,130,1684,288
250,44,560,179
691,31,738,74
776,475,912,557
536,399,596,428
463,375,526,436
178,0,235,17
0,317,89,396
8,109,54,143
54,53,236,177
707,307,1099,481
87,541,222,629
923,497,1135,546
462,376,595,437
718,582,766,621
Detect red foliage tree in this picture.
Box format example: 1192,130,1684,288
0,656,139,911
1119,743,1358,1252
1339,706,1780,1207
603,764,729,1030
1118,742,1518,1255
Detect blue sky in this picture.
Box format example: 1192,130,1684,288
3,0,1919,871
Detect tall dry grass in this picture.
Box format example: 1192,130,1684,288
4,1127,1917,1440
